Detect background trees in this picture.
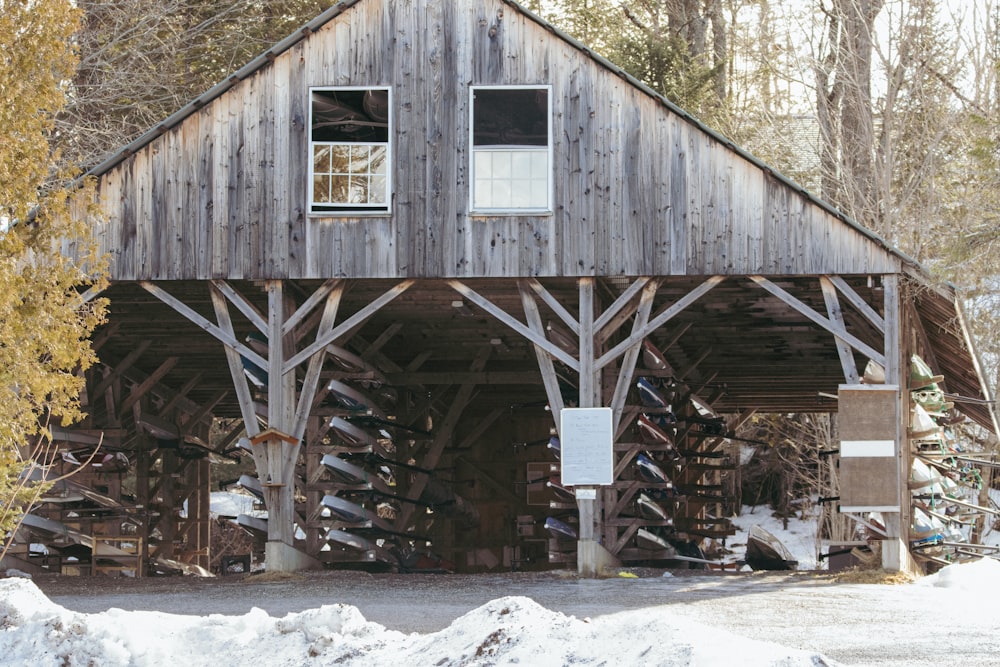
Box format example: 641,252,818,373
0,0,107,539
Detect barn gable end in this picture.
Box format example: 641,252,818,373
88,0,899,281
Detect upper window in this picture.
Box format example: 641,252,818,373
309,87,391,213
470,86,552,212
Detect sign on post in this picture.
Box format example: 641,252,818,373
560,407,613,486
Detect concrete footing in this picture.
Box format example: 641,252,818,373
265,541,323,572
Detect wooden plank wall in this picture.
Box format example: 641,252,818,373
86,0,899,282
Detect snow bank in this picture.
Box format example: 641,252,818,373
0,579,838,666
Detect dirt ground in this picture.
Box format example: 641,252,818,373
32,568,1000,667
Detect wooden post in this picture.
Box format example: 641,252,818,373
881,275,917,573
577,278,599,576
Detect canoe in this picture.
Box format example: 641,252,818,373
636,527,675,554
636,377,668,410
320,495,407,535
641,339,674,375
321,495,373,524
325,528,373,553
636,413,673,445
327,379,386,419
635,453,670,485
238,474,264,501
236,514,268,540
320,454,372,485
329,416,384,449
547,477,575,502
544,516,578,541
636,493,671,523
547,436,561,460
326,344,375,374
910,354,944,390
745,524,798,570
909,403,942,440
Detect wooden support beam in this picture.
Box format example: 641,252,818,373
578,278,597,409
398,347,491,528
453,455,523,505
361,322,403,361
827,275,885,333
455,407,505,449
91,340,152,398
180,390,228,435
527,278,580,335
609,280,657,434
210,284,262,445
211,279,267,334
820,277,860,384
519,280,565,424
749,275,886,366
282,278,342,336
594,277,653,344
283,280,414,373
291,284,342,443
157,373,204,417
118,356,180,417
451,279,579,371
141,281,267,370
595,276,725,371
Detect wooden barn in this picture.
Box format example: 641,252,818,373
8,0,997,577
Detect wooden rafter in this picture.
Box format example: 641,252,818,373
211,280,267,333
527,278,580,335
594,277,652,344
827,275,885,333
91,340,152,398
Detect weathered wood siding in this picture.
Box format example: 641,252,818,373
90,0,900,281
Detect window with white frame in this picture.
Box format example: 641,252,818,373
470,86,551,212
309,87,391,213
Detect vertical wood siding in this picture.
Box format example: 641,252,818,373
88,0,899,281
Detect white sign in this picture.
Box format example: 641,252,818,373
560,407,613,486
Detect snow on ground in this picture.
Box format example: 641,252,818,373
5,559,1000,666
0,575,838,667
7,498,997,666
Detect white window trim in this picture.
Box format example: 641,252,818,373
308,86,392,215
469,84,553,215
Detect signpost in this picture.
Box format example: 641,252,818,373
560,407,613,575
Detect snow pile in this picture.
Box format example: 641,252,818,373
0,578,837,666
916,557,1000,594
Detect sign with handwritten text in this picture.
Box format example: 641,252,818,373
560,407,613,486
